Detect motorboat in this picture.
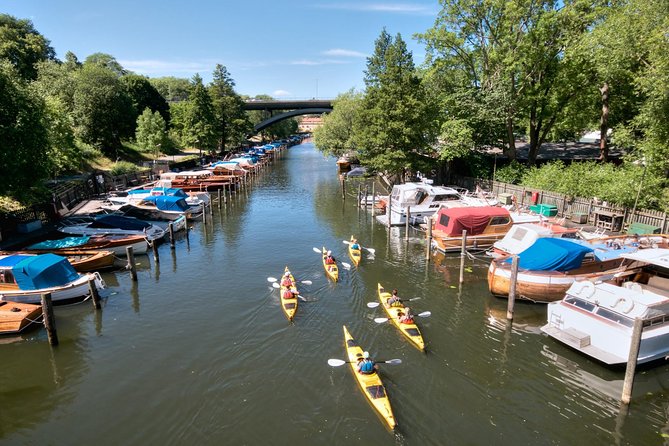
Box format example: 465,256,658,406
107,186,210,210
58,214,165,241
0,253,106,306
1,249,115,272
27,234,150,256
542,248,669,365
488,222,582,258
377,179,497,226
113,195,198,221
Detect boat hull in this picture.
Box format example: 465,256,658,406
280,266,298,321
322,247,339,281
377,283,425,351
348,236,361,266
0,301,43,334
342,325,396,430
0,273,105,306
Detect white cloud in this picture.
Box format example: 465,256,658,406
290,60,324,66
322,49,367,58
118,59,213,75
314,3,435,14
273,90,292,97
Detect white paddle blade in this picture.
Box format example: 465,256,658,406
341,262,351,269
365,248,376,254
327,359,346,367
408,297,421,302
272,282,280,288
267,277,277,282
301,280,312,285
374,317,389,324
313,247,322,253
418,311,431,317
342,240,351,245
384,359,402,365
366,302,380,308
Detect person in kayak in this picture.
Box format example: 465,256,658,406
282,287,298,299
398,307,414,324
357,351,377,375
351,239,361,250
280,272,293,287
386,289,403,307
324,250,336,264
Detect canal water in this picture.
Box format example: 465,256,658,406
2,142,669,445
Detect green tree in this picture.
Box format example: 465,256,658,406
150,76,192,102
0,14,55,80
182,74,216,155
209,64,252,153
121,73,170,124
43,96,79,178
0,61,49,193
72,64,135,155
354,29,437,176
83,52,127,76
313,89,362,157
135,107,167,156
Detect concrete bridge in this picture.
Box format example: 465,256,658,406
243,99,333,132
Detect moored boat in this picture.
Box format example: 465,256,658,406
0,249,115,272
342,325,396,430
58,214,165,241
0,301,43,335
489,222,582,258
348,236,362,266
377,283,425,351
27,234,150,256
322,247,339,281
280,266,299,321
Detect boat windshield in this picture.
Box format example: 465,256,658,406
433,193,461,202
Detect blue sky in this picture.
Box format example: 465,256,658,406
4,0,440,99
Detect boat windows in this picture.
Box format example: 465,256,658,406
490,216,510,226
595,307,634,327
439,214,450,228
644,315,669,328
366,385,386,399
433,194,461,202
564,295,596,312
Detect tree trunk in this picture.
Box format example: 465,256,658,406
598,82,609,162
504,117,517,160
527,107,541,166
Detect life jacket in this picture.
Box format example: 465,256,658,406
358,359,375,374
282,289,294,299
280,278,293,287
325,256,335,265
400,315,414,324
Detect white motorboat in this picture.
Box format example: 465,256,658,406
59,214,165,241
107,186,210,209
377,179,497,226
541,248,669,365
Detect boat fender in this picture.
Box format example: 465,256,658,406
575,281,595,298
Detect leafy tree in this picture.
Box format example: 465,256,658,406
354,29,437,177
34,59,78,111
121,73,170,124
0,14,55,80
209,64,252,153
43,96,79,178
83,52,127,76
72,64,135,155
135,107,167,156
150,76,192,102
313,89,363,157
182,74,216,154
0,61,49,193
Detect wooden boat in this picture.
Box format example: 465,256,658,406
58,214,165,241
27,234,149,256
0,250,115,272
489,222,582,258
377,283,425,351
0,253,106,306
348,236,362,266
0,301,43,334
279,266,298,321
486,237,666,302
342,325,396,430
322,247,339,281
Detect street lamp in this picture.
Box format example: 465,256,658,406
630,157,647,226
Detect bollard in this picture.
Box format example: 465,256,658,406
88,277,101,310
169,222,175,249
151,239,160,263
41,292,58,346
126,245,138,281
405,206,411,241
621,317,643,404
507,255,519,320
425,219,433,261
459,230,468,284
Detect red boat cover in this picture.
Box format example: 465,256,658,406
434,206,510,236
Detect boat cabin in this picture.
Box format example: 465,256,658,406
434,206,512,237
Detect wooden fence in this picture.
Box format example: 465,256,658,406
452,176,668,234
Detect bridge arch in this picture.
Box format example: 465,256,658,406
254,108,331,132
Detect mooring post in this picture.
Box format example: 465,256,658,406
365,185,369,208
169,222,175,249
88,277,101,310
151,239,160,263
341,175,346,200
371,183,376,212
202,204,207,225
357,184,362,209
507,255,519,320
184,214,190,247
405,206,411,241
126,246,138,281
387,197,393,230
41,292,58,346
621,317,643,404
459,230,468,284
425,219,433,261
217,189,222,208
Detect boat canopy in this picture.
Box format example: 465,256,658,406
90,215,152,231
435,206,510,236
10,254,80,290
621,248,669,269
510,238,593,271
141,195,189,212
494,224,555,255
28,236,91,250
128,187,187,198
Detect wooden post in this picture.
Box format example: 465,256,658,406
126,246,138,281
202,204,207,225
365,185,369,208
88,277,101,310
41,292,58,346
387,196,393,229
151,238,160,263
621,317,643,404
218,189,222,208
371,183,376,212
169,222,175,249
184,214,190,247
507,255,519,320
459,230,467,283
357,184,362,209
405,206,411,241
425,219,432,261
341,176,346,200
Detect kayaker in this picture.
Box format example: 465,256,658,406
282,288,297,299
357,351,377,375
280,272,293,287
325,250,336,265
386,289,403,307
351,239,361,250
398,307,414,324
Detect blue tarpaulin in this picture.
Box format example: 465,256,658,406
11,254,80,290
509,238,594,271
128,187,187,198
141,195,189,212
28,236,91,250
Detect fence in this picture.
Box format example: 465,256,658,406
451,176,669,234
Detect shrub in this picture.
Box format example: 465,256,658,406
110,161,139,176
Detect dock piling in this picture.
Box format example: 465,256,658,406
126,246,138,281
88,277,101,310
621,317,643,404
459,230,467,283
405,206,411,241
41,292,58,346
425,220,432,261
506,255,519,320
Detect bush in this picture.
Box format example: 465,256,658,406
110,161,140,176
494,160,527,184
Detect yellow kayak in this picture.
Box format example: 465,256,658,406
342,325,396,430
279,266,298,321
348,236,362,266
322,246,339,281
378,283,425,351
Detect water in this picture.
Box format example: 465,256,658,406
2,142,669,445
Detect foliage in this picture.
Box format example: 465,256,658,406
313,89,363,157
181,74,217,153
0,14,55,80
0,195,25,213
43,96,80,178
110,161,140,176
120,73,170,124
135,107,167,155
83,52,127,76
208,64,252,153
494,160,528,185
150,76,192,102
0,61,49,194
